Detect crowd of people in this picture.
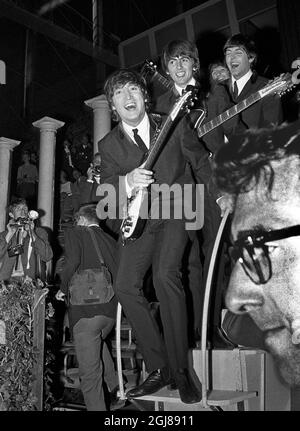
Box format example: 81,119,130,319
1,32,300,411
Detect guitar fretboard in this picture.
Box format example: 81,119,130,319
198,91,261,137
153,71,174,90
144,116,173,170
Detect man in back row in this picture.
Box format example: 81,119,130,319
154,39,232,346
222,33,283,130
219,33,284,347
96,69,213,403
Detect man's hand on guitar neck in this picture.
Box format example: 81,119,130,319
125,167,154,195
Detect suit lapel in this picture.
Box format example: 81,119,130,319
236,78,252,101
117,123,145,157
236,72,259,101
117,122,149,168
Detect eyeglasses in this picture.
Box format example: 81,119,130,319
231,224,300,284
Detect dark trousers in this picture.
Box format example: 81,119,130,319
185,187,221,333
73,315,118,411
115,220,189,373
183,235,203,333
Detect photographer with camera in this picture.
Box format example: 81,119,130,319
73,152,102,208
76,153,119,238
86,152,102,186
0,198,53,281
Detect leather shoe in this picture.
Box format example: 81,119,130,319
174,368,201,404
126,368,171,399
109,385,126,411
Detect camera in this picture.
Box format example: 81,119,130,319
10,216,31,228
10,210,38,228
7,210,39,257
8,244,24,257
92,165,101,177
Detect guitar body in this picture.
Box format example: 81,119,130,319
121,188,148,244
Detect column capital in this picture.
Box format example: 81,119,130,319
85,94,109,110
0,137,20,151
32,116,65,132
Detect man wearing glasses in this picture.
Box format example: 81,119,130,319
213,120,300,386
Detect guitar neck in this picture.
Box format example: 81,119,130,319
143,116,173,170
198,90,262,137
152,70,174,90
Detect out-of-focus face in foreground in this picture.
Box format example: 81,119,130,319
226,156,300,386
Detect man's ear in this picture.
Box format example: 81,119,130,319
249,56,255,65
9,212,14,219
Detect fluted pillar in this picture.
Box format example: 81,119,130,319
0,137,20,231
33,116,64,229
85,94,111,154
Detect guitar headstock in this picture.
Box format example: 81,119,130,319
140,60,157,79
170,86,198,121
259,73,295,98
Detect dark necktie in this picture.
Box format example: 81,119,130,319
232,81,238,100
132,128,148,154
181,84,194,96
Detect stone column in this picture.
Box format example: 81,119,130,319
85,94,111,154
33,116,64,230
0,137,20,231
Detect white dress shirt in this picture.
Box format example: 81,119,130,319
231,70,253,96
122,113,150,149
174,77,196,96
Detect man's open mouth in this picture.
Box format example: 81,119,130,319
125,102,136,110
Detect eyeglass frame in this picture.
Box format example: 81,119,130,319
231,224,300,285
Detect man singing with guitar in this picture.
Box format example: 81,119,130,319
218,33,284,350
96,69,212,404
223,33,283,131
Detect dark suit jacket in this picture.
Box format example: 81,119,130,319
154,83,236,154
221,71,283,132
0,227,53,281
96,113,213,234
60,225,118,329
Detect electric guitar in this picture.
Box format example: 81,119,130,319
120,87,197,245
141,60,295,137
197,72,294,138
